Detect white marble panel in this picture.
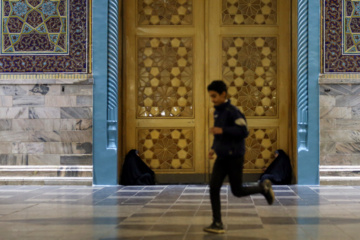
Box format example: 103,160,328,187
29,131,61,142
12,143,45,154
29,107,61,119
0,119,12,130
13,96,45,107
44,142,92,154
320,95,335,107
61,85,93,95
59,119,78,130
0,86,29,96
28,85,61,96
320,107,352,119
12,119,56,131
45,96,77,107
60,107,92,119
0,131,29,142
60,131,93,143
0,96,12,107
0,107,28,119
28,155,61,165
0,143,12,154
76,96,92,106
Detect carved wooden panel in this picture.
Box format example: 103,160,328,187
222,0,277,25
222,37,277,116
138,128,194,170
245,127,278,169
138,0,193,25
137,37,193,117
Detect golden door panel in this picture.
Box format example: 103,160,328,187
245,127,278,171
138,128,194,171
137,37,193,118
222,36,277,117
138,0,193,25
222,0,277,25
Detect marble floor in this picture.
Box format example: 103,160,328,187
0,185,360,240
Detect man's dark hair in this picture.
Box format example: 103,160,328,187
207,80,227,94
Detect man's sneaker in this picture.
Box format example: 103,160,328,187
261,179,275,205
203,221,225,234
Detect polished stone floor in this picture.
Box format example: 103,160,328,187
1,184,360,240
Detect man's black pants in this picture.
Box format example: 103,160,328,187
210,155,263,223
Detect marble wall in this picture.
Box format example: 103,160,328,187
319,79,360,184
0,83,93,185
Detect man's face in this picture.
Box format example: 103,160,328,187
208,90,227,106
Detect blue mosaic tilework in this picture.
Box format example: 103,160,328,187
1,0,68,54
324,0,360,72
0,0,89,73
343,0,360,54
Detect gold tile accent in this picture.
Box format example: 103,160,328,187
138,128,194,171
138,37,193,118
138,0,193,25
223,37,277,116
222,0,277,25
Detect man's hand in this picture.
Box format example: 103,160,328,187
208,149,215,159
209,127,223,135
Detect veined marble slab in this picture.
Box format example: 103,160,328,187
29,107,61,119
13,96,45,107
60,107,93,119
0,107,28,119
45,96,77,107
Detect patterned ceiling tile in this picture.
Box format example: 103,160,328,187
324,0,360,72
0,0,89,73
138,0,193,25
222,0,277,25
222,37,277,116
137,37,193,118
138,128,194,171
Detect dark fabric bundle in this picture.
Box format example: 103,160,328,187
120,149,155,185
259,149,292,185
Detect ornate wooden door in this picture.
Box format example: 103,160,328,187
208,0,291,174
123,0,292,182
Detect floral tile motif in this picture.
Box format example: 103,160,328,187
222,37,277,116
0,0,89,73
222,0,277,25
324,0,360,72
244,127,277,169
343,0,360,54
137,37,193,118
138,128,194,171
138,0,193,25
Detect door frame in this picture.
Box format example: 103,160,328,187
107,0,318,184
117,0,300,184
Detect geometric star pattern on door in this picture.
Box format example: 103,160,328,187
138,0,193,25
137,37,193,118
138,128,194,171
222,37,277,116
244,127,277,170
1,0,68,54
222,0,277,25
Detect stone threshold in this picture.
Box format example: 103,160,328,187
0,177,92,186
0,166,93,185
320,166,360,185
320,165,360,171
